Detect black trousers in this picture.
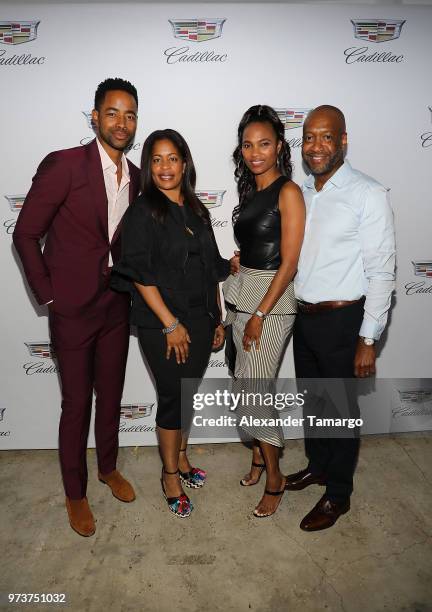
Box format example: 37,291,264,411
138,317,214,430
293,301,364,502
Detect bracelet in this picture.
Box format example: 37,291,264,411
162,318,179,334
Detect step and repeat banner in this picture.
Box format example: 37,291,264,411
0,3,431,449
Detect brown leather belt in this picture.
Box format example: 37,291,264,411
297,298,363,314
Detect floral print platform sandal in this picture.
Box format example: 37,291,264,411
178,448,207,489
161,468,193,518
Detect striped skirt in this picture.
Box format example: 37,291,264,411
223,267,296,447
223,265,297,316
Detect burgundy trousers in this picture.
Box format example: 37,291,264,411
49,289,130,499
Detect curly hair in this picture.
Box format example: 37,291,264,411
232,105,292,224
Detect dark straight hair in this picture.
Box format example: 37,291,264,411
232,105,292,224
140,129,210,224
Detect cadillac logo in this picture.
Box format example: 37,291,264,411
0,406,9,437
398,390,432,403
82,111,93,130
394,390,432,417
412,261,432,278
0,21,40,45
120,403,154,420
5,194,25,212
351,19,406,43
420,108,432,149
169,18,226,42
196,190,226,209
276,108,311,130
25,342,54,358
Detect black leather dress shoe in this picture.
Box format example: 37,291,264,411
284,468,326,491
300,494,350,531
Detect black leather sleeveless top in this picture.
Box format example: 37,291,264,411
234,176,288,270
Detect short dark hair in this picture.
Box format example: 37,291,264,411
94,78,138,111
305,105,346,134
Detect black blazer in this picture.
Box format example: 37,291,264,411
111,193,230,328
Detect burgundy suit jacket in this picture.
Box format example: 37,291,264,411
13,138,140,316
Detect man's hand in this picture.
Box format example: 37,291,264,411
354,338,376,377
212,324,225,349
230,250,240,275
243,315,263,352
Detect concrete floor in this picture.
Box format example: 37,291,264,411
1,434,432,612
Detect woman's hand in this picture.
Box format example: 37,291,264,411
242,315,263,352
166,323,191,364
212,324,225,349
230,250,240,275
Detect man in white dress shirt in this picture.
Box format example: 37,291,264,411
285,105,395,531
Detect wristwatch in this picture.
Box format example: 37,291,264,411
254,309,267,320
360,336,375,346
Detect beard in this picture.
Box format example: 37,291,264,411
303,148,344,176
99,127,134,152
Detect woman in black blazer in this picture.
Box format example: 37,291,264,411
112,129,229,518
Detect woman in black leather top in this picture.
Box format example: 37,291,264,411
223,105,305,517
111,129,229,518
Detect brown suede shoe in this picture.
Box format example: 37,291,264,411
98,469,136,502
65,497,96,537
300,494,350,532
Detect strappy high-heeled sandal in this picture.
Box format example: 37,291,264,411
178,448,207,489
253,481,286,518
240,461,266,487
160,468,193,518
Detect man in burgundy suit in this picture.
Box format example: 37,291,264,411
13,78,141,537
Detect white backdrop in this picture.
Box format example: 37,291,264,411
1,3,431,449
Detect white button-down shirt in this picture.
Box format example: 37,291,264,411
96,138,130,266
294,160,396,340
